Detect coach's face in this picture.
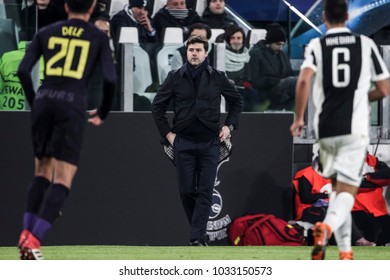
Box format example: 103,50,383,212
187,43,207,67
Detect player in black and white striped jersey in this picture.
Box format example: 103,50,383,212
290,0,390,260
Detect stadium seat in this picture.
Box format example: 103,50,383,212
119,27,153,93
158,28,183,83
156,43,183,84
163,27,183,43
152,0,167,18
248,28,267,45
290,59,304,75
119,27,139,44
133,45,153,92
210,28,225,43
0,18,17,57
109,0,128,18
195,0,207,16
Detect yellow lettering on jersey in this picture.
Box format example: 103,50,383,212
46,37,90,79
62,26,84,37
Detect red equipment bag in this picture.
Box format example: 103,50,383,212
229,213,305,246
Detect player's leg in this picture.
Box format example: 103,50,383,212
324,182,358,231
314,135,367,259
32,160,77,241
311,141,335,259
312,176,358,260
19,157,55,260
334,213,354,260
30,103,82,242
19,157,54,247
313,136,367,259
21,160,77,260
311,188,335,260
325,136,367,257
322,188,357,258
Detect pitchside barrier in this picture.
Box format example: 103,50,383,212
0,112,295,246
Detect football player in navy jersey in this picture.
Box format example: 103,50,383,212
291,0,389,260
17,0,117,260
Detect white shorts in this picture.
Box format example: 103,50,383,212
318,134,369,187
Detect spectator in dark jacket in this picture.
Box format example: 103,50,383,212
201,0,236,30
153,0,203,41
19,0,67,40
51,0,111,39
52,0,110,22
111,0,158,43
249,23,296,111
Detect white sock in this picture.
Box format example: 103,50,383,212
323,192,355,232
334,213,352,252
327,191,336,209
323,191,336,224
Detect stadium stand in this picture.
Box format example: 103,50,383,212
109,0,128,18
119,27,153,93
151,0,167,18
195,0,207,16
209,28,225,43
156,27,183,84
163,26,183,43
248,28,267,45
0,18,17,57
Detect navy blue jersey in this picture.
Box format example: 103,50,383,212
18,18,116,118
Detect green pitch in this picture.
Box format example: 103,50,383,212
0,246,390,260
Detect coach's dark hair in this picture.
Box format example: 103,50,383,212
324,0,348,24
189,23,212,40
186,36,209,52
65,0,95,13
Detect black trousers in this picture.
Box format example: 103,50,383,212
174,135,219,242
